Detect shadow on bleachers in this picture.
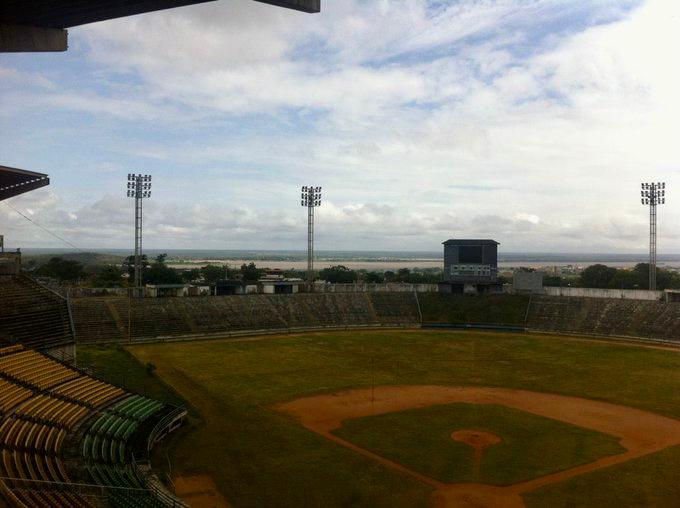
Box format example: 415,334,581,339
0,275,74,351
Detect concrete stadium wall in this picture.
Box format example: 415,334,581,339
317,283,438,293
526,295,680,341
543,287,663,301
72,292,421,344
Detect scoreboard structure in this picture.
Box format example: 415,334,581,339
438,239,502,294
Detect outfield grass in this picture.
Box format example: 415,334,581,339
333,403,624,485
79,330,680,507
524,445,680,508
77,345,187,407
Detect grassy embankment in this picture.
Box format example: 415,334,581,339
80,329,680,507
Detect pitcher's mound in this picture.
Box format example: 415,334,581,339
451,430,501,449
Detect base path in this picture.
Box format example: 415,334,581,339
276,385,680,508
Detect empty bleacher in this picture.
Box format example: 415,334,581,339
526,295,680,341
70,298,126,343
0,345,93,507
0,349,79,390
80,395,168,507
0,275,74,350
52,377,125,409
370,293,421,324
72,292,422,344
0,344,185,508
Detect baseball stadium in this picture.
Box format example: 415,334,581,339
3,272,680,507
2,1,680,507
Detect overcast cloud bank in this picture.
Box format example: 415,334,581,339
1,0,678,252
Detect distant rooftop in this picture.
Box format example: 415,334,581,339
1,0,320,52
442,239,500,246
0,165,50,201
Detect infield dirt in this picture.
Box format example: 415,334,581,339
277,385,680,507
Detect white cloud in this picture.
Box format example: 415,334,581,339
2,0,679,252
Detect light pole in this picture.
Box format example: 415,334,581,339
301,186,321,290
127,174,151,297
641,182,665,291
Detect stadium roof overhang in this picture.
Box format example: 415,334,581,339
0,0,320,52
0,165,50,201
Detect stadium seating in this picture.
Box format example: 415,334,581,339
80,395,167,507
526,295,680,340
52,376,125,408
0,344,184,508
72,292,422,344
0,275,74,350
0,349,79,390
0,349,92,507
69,298,126,343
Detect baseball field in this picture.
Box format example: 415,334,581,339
79,329,680,507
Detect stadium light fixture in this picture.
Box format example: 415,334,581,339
641,181,665,291
301,186,322,289
127,174,152,296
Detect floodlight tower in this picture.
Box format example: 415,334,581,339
301,186,321,289
641,182,665,291
127,174,152,296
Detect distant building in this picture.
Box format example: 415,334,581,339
259,277,304,294
145,284,210,297
438,239,502,294
213,280,257,295
145,284,189,298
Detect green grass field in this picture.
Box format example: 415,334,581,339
333,403,624,485
79,330,680,507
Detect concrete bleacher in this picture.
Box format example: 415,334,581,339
0,344,185,508
526,295,680,341
72,292,422,344
0,275,74,351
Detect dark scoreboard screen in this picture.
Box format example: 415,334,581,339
459,245,483,264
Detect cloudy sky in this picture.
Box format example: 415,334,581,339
1,0,679,253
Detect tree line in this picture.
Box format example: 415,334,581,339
29,255,265,287
27,256,443,287
543,263,680,290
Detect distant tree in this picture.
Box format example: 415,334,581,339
144,262,183,285
630,263,680,290
93,265,124,288
497,274,513,285
122,254,149,280
155,253,168,264
396,268,411,282
384,271,396,282
36,257,85,282
609,269,641,289
579,264,618,288
181,268,202,283
201,264,230,284
319,265,357,283
364,271,385,283
240,262,263,282
543,275,565,287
